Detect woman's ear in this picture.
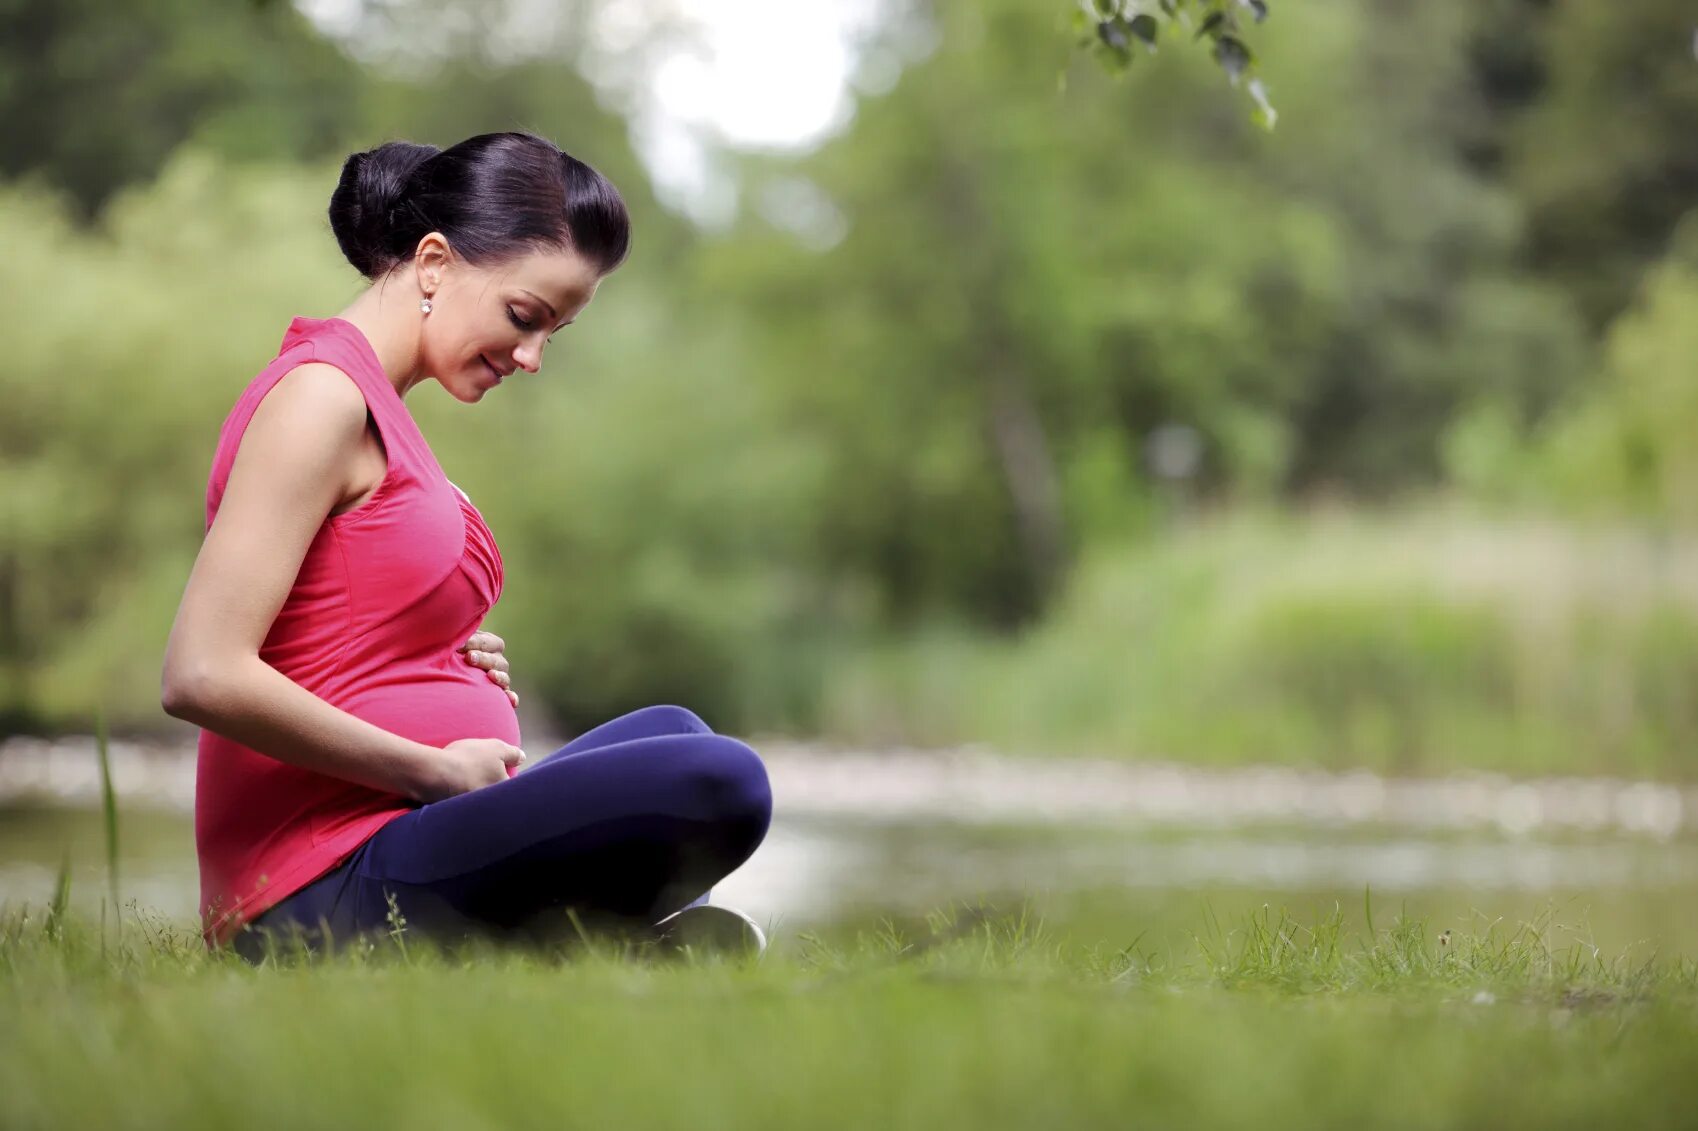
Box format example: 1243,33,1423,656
412,231,453,295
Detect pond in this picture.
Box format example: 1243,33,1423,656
3,803,1695,958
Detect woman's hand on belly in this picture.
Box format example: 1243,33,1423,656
416,737,527,802
458,629,518,708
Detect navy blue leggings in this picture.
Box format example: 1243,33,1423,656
231,705,772,959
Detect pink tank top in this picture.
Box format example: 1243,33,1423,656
195,316,518,946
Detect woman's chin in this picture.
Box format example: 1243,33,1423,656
445,373,492,403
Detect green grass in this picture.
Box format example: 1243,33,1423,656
3,897,1695,1130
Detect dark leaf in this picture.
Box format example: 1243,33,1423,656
1195,10,1229,40
1214,34,1252,82
1097,17,1132,53
1238,0,1269,23
1158,0,1180,15
1092,0,1119,18
1129,13,1159,47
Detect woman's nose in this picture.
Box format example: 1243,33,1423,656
514,342,542,373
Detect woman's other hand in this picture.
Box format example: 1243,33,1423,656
420,738,526,802
459,629,518,707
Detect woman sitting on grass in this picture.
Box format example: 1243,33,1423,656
160,131,772,961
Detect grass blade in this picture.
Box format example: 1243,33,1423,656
45,849,72,943
94,704,120,916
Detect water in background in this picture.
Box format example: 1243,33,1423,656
3,803,1695,958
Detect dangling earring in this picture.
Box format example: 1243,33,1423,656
420,295,433,315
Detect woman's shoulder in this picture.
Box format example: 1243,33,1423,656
248,362,370,442
218,363,369,490
210,362,371,494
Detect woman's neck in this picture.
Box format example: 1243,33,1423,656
334,277,428,400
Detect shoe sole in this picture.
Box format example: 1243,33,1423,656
652,905,768,958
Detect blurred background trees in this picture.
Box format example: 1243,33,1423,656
4,0,1698,775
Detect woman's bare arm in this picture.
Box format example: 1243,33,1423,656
161,363,448,802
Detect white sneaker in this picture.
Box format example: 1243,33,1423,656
652,904,768,958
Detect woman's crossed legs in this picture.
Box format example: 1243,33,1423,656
233,705,772,959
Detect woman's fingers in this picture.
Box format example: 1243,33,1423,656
460,633,514,704
462,649,510,675
461,628,512,699
458,630,505,656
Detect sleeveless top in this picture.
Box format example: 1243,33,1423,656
194,316,519,947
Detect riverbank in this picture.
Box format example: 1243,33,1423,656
3,732,1691,840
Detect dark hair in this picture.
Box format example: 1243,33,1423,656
328,131,631,281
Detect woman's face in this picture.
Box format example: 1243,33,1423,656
419,242,603,402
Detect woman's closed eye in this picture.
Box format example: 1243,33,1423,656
507,306,562,340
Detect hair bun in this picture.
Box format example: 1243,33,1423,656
328,141,442,279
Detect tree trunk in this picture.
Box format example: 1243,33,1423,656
983,354,1068,618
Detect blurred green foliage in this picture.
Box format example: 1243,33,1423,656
820,510,1698,776
0,0,362,219
5,0,1698,767
1520,219,1698,524
1505,0,1698,331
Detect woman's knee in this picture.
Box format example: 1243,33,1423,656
629,704,713,736
685,737,772,833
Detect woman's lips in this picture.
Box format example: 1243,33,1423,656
481,356,504,384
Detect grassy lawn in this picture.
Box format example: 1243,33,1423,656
3,899,1694,1130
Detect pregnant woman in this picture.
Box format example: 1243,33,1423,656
160,131,772,961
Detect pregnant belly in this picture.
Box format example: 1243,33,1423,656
335,657,522,750
307,660,523,844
